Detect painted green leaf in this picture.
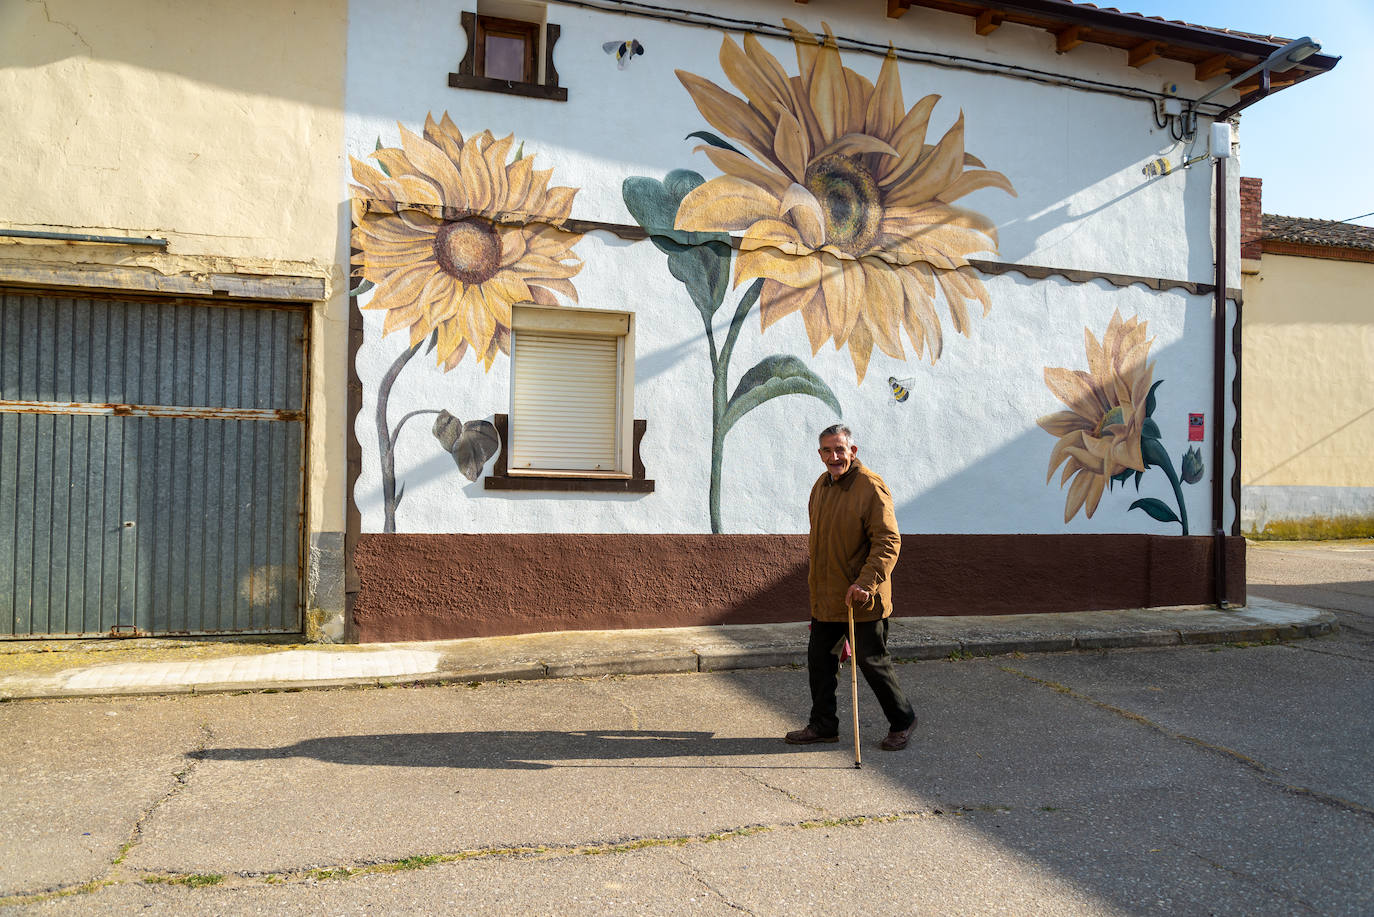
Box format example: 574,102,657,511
721,355,842,435
1129,497,1180,524
433,412,499,482
432,410,462,451
662,169,706,204
1145,379,1164,417
374,137,391,177
1141,435,1170,470
685,130,742,155
425,328,438,355
454,420,500,482
1134,469,1143,491
621,172,726,250
622,172,732,322
349,277,374,297
1142,417,1162,441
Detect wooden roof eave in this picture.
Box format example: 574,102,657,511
899,0,1339,100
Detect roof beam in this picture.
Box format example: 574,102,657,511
1054,25,1084,53
1128,40,1161,68
887,0,913,18
975,10,1005,35
1195,53,1231,81
943,0,1339,67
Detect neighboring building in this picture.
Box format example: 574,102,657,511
344,0,1335,640
0,1,350,639
1239,178,1374,538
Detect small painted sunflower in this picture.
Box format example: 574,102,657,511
673,20,1015,382
1039,310,1155,522
350,113,583,371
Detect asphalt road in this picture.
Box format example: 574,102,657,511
1,541,1370,916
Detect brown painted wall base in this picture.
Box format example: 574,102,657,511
352,534,1247,642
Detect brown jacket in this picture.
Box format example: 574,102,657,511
807,459,901,622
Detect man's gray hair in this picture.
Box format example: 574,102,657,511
818,423,855,447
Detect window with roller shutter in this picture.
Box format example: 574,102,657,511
508,304,633,476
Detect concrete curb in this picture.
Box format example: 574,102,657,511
0,601,1336,701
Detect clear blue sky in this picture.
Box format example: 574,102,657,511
1135,0,1373,225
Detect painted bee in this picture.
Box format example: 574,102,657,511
888,376,914,404
603,39,645,70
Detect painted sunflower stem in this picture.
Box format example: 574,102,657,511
706,326,726,535
1158,455,1190,535
377,340,424,534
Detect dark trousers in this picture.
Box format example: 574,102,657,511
808,617,915,737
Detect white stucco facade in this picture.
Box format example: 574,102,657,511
345,0,1242,541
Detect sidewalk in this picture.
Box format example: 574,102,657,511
0,597,1334,700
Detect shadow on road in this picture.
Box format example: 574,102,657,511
1247,581,1374,619
193,729,848,770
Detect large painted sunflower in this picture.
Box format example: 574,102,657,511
1039,311,1155,523
350,113,583,371
674,20,1014,382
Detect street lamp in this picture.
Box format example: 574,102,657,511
1188,36,1321,129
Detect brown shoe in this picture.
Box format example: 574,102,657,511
880,718,917,751
784,725,839,745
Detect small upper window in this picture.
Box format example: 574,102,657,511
476,15,537,83
449,3,567,101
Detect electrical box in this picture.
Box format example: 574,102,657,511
1211,122,1232,158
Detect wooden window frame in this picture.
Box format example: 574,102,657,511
449,10,567,102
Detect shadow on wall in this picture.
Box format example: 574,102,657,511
996,141,1214,278
6,0,344,110
893,295,1217,539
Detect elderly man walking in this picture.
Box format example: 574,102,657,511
784,424,917,751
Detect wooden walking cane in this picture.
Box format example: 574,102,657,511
846,595,861,769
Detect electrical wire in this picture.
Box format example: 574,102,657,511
550,0,1238,111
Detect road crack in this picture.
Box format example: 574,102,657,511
676,855,756,914
1191,851,1322,914
592,680,642,730
1280,642,1374,664
113,721,214,869
0,721,215,908
738,771,827,814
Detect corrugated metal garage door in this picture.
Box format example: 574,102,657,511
0,290,307,637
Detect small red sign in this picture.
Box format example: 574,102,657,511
1188,413,1205,441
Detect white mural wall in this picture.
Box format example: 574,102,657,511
345,0,1240,538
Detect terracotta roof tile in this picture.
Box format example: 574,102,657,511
1070,3,1293,45
1262,214,1374,252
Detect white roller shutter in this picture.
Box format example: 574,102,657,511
511,330,621,471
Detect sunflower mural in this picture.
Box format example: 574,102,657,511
351,112,584,531
623,19,1014,532
1039,310,1203,532
674,19,1016,383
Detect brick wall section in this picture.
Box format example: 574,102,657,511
1241,176,1263,260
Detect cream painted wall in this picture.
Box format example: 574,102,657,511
1242,253,1374,488
0,0,350,540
